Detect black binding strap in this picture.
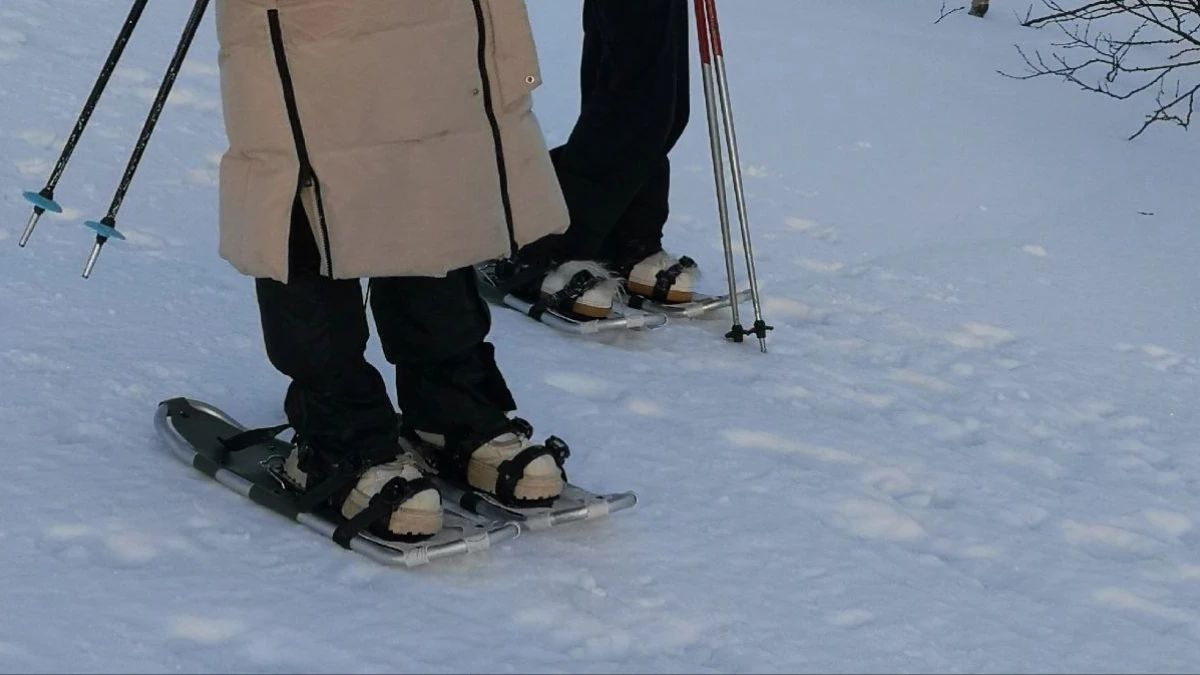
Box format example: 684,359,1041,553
528,269,602,320
651,256,696,302
292,459,365,514
493,436,570,506
331,476,436,548
214,422,292,464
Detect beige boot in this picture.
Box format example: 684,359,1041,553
625,251,698,303
284,447,442,538
415,427,566,504
539,260,622,319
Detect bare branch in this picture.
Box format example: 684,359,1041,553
1004,0,1200,138
936,1,967,24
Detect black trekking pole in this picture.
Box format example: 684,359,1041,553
18,0,150,248
82,0,211,279
693,0,772,353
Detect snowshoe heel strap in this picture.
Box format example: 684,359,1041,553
529,269,603,320
493,436,571,507
651,255,697,302
332,476,436,548
214,422,292,464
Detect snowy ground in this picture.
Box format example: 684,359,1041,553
3,0,1200,672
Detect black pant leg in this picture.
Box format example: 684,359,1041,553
599,0,690,263
598,158,671,267
548,0,691,262
369,268,517,440
255,196,398,459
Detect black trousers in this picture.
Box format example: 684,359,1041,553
255,197,517,461
534,0,690,268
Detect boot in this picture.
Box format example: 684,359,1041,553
284,443,443,539
623,250,698,303
406,420,568,506
537,260,623,319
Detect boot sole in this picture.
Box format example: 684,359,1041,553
389,506,443,537
627,281,693,304
468,459,563,502
539,292,611,319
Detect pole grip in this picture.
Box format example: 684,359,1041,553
703,0,725,58
693,0,713,65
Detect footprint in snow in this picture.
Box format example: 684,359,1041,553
860,466,953,509
831,498,926,543
1062,520,1162,558
0,27,26,63
1092,587,1199,633
168,615,247,645
15,129,56,149
1141,509,1192,538
182,60,220,77
40,522,164,567
794,258,845,273
187,151,224,187
544,371,623,402
1116,343,1200,375
827,609,875,628
135,86,221,111
722,429,863,466
14,157,50,177
784,216,840,243
114,66,151,84
945,322,1016,350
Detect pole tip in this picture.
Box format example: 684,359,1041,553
82,241,103,279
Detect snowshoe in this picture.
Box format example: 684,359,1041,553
155,397,518,567
475,260,667,334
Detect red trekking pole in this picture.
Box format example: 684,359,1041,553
693,0,772,353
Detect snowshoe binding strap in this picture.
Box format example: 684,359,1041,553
651,256,697,303
331,475,437,548
214,422,293,464
291,448,371,515
486,256,554,296
289,440,417,516
492,435,571,508
528,269,605,321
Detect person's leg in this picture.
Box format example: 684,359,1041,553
599,0,690,267
256,195,441,538
598,158,671,270
547,0,691,262
368,268,514,439
255,196,397,461
370,268,566,504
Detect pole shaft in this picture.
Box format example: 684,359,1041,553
693,0,742,329
101,0,210,222
48,0,150,190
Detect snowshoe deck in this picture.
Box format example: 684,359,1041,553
154,397,519,567
433,479,637,533
625,288,752,319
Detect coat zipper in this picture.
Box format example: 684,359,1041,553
471,0,519,259
267,9,334,277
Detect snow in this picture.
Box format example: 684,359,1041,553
3,0,1200,671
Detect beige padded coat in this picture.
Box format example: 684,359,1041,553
214,0,568,281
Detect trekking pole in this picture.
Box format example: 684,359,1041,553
694,0,773,353
82,0,211,279
692,0,744,342
18,0,150,248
